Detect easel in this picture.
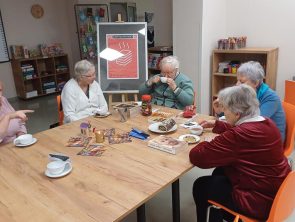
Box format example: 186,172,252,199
106,91,139,110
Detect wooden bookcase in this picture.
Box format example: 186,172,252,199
211,47,278,114
148,46,173,77
11,54,70,99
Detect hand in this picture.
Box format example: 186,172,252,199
149,76,161,85
10,110,34,121
213,98,222,114
166,78,177,91
199,120,216,128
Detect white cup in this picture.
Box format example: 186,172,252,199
14,134,33,145
190,125,203,136
160,77,168,83
47,161,70,175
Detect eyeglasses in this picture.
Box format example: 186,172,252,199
82,74,96,78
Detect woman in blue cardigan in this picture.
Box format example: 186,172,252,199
214,61,286,141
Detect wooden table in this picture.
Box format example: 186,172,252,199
0,107,215,222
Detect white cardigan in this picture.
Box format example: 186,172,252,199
61,79,108,123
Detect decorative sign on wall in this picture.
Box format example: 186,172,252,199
0,10,9,63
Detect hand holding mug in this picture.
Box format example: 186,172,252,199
166,78,177,91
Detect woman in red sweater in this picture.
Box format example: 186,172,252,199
189,84,290,222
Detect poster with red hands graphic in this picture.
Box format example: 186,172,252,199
106,34,139,79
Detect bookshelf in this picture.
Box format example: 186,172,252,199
211,47,278,114
11,54,70,99
148,46,173,77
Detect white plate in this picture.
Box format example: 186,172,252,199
148,122,177,133
15,138,37,147
94,112,111,118
45,163,72,178
178,134,200,144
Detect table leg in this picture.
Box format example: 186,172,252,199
137,204,146,222
172,179,180,222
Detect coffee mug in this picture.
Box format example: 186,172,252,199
14,134,33,145
160,77,168,83
47,161,70,175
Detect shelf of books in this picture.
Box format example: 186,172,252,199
11,54,70,99
148,46,173,77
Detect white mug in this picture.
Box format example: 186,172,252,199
14,134,33,145
47,161,70,175
160,77,168,83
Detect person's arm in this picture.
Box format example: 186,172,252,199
139,75,160,95
95,82,108,114
189,128,237,168
0,110,33,141
259,95,280,118
61,84,80,123
173,79,194,107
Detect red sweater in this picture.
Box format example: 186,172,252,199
189,119,291,220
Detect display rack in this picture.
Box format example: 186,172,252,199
11,54,70,99
74,4,109,62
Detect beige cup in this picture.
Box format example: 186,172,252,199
14,134,33,145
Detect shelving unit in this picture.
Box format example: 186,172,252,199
11,54,70,99
211,47,278,113
148,46,173,77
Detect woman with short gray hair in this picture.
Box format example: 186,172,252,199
190,84,290,222
214,61,286,141
61,60,108,123
139,55,194,110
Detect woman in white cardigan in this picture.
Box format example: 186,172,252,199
61,60,108,123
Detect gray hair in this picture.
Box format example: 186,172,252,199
73,60,95,81
218,84,259,118
237,61,265,85
159,55,180,70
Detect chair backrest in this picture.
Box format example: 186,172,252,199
57,95,64,125
267,171,295,222
282,101,295,156
285,80,295,106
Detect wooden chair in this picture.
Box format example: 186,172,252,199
106,92,138,109
206,171,295,222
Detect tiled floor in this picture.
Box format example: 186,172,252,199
8,95,295,222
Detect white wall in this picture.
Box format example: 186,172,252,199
0,0,73,98
200,0,227,114
225,0,295,99
200,0,295,114
173,0,202,109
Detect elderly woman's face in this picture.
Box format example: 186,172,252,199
161,64,177,79
81,67,96,85
236,74,258,90
222,105,240,126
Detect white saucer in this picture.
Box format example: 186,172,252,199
148,122,177,133
15,138,37,147
45,163,72,178
178,134,200,144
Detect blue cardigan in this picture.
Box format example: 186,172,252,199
257,83,286,142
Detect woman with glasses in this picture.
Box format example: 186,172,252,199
61,60,108,123
139,56,194,110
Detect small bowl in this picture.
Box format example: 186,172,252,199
189,125,203,136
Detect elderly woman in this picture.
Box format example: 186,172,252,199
61,60,108,123
0,81,33,144
139,56,194,110
190,84,291,222
214,61,286,141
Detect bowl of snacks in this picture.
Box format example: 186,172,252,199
178,134,200,144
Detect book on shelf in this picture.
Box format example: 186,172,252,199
148,135,188,155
